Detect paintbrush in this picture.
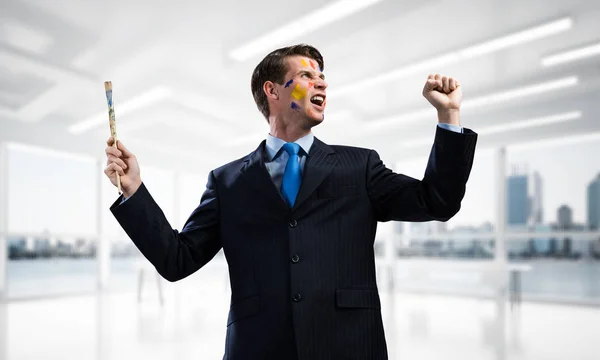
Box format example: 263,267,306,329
104,81,122,195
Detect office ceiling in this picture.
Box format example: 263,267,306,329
1,0,599,172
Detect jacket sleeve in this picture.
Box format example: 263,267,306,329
366,125,478,222
110,171,221,282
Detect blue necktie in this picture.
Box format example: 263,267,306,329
280,142,301,208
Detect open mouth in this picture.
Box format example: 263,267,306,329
310,94,326,108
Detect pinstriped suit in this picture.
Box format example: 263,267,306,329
110,125,478,360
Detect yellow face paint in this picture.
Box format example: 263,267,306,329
291,83,307,100
300,58,309,67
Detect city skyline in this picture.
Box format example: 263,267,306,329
397,139,600,229
507,169,599,229
7,236,137,259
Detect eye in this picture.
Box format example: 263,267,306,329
301,73,311,78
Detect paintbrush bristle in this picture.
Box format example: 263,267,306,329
104,81,112,91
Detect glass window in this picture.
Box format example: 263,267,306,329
6,144,98,298
504,139,600,304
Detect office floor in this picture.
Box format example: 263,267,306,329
2,264,599,360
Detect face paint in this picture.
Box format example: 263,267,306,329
291,83,307,100
291,102,301,111
284,79,293,88
307,81,314,88
300,58,309,67
309,60,316,70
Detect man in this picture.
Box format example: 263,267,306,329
105,44,477,360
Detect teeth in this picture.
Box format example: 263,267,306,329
311,95,324,102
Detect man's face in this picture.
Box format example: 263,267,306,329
277,55,327,125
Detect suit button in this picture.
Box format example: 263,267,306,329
291,255,300,263
293,293,302,302
289,219,298,228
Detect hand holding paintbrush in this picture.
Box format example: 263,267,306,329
103,81,142,198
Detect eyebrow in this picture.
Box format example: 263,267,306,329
297,69,325,80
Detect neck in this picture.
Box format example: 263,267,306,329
268,115,311,142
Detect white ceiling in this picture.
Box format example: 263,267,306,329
1,0,599,172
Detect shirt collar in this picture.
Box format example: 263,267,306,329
265,132,314,161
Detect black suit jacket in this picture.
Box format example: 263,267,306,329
111,125,477,360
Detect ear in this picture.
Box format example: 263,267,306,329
263,81,278,100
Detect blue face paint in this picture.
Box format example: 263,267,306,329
291,102,301,111
285,79,293,88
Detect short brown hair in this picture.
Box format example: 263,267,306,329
251,44,324,122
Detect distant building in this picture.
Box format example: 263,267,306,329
530,171,543,225
507,167,547,228
507,174,529,225
549,211,589,259
7,236,27,259
557,205,573,230
567,235,589,259
588,173,600,230
110,241,138,257
70,238,96,257
7,237,26,250
591,239,600,259
55,240,73,257
33,238,51,252
532,224,552,256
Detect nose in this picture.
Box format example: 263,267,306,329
315,78,328,90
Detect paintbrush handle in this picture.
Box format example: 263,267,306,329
113,139,122,195
105,82,122,195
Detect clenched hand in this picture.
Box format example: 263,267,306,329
422,73,462,125
104,137,142,198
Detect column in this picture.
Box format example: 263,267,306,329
493,146,508,360
97,159,110,290
495,147,507,268
0,142,8,301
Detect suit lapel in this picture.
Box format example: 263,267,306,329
240,141,289,212
293,137,337,211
